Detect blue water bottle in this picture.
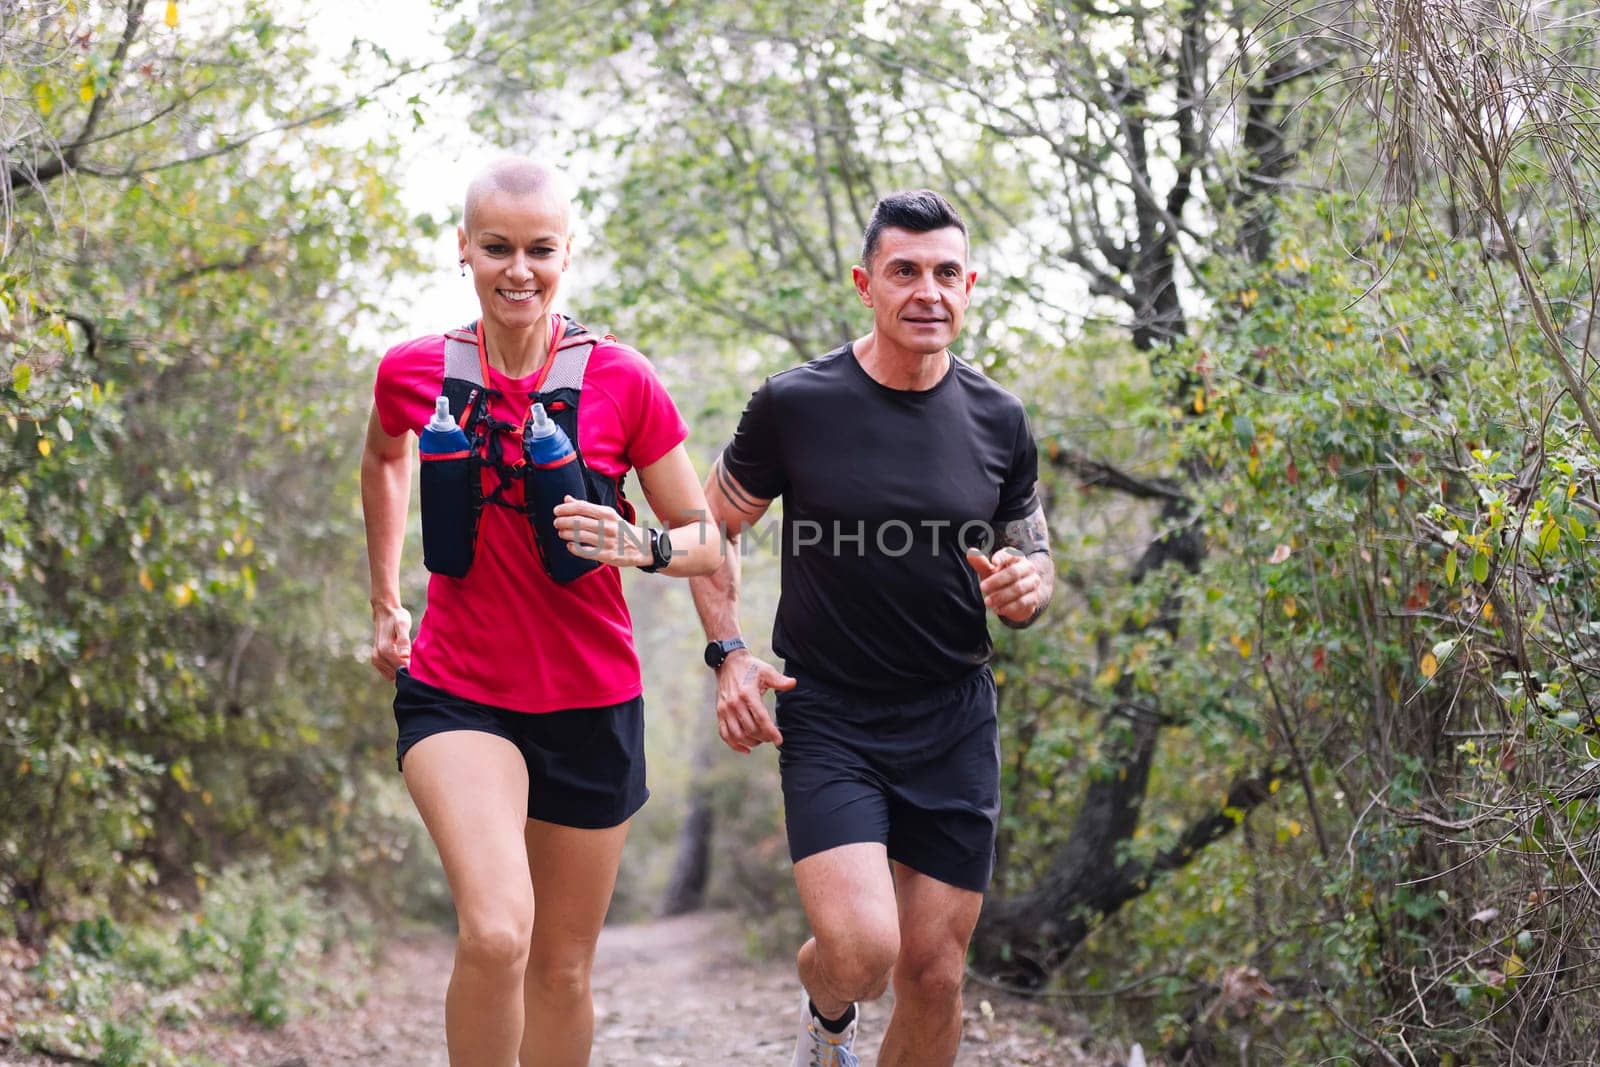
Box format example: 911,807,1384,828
419,396,477,578
525,402,600,583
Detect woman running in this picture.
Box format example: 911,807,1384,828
360,156,720,1065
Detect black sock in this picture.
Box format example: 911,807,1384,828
809,999,856,1034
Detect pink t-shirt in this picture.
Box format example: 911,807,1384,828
374,316,688,713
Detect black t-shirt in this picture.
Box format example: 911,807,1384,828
722,343,1040,693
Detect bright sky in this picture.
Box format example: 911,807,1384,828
299,0,484,343
302,0,607,346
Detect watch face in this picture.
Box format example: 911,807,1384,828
705,639,743,668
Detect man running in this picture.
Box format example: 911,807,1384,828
690,189,1053,1067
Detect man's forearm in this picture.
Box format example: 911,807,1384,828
689,534,743,640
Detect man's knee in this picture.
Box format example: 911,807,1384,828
895,946,966,1007
815,925,900,1001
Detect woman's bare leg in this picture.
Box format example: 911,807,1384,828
404,731,535,1066
517,818,630,1067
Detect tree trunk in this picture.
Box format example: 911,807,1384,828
660,674,718,917
969,47,1316,981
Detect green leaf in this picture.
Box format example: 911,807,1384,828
1233,413,1255,449
1538,521,1560,556
1444,550,1457,585
12,363,31,394
1472,551,1490,583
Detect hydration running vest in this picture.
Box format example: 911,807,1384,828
428,318,635,578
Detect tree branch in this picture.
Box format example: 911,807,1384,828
1046,443,1190,503
7,0,146,199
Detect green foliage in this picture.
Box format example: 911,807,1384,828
465,0,1041,375
1106,178,1600,1058
1,0,435,949
13,863,352,1064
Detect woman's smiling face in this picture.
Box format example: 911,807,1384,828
457,185,572,335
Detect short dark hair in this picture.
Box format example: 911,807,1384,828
861,189,968,268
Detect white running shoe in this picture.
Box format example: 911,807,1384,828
790,994,859,1067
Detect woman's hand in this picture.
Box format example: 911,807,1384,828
552,497,651,568
370,603,413,680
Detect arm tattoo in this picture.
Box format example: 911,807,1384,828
714,457,762,514
999,498,1054,630
1001,500,1051,557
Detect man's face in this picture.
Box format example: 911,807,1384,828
457,186,572,336
852,226,976,357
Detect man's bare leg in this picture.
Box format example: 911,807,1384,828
794,842,900,1016
875,862,983,1067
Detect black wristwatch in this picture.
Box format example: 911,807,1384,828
638,527,673,573
704,637,747,669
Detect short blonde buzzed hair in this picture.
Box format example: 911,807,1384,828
462,157,574,232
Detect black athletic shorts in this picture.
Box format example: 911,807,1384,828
393,668,648,830
775,664,1000,892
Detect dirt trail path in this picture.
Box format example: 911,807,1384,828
3,912,1124,1066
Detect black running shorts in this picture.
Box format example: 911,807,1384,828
393,668,648,829
775,665,1001,892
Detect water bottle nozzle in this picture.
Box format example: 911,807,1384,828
528,402,553,435
426,395,456,433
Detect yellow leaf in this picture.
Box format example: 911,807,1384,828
33,81,54,117
1288,819,1303,837
1282,596,1298,618
1481,601,1494,621
1237,637,1252,659
138,568,154,592
79,78,94,104
17,759,29,777
1269,778,1281,794
165,0,179,27
173,582,194,607
1421,652,1438,678
171,761,193,792
1506,953,1524,977
1193,389,1206,414
37,437,52,457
